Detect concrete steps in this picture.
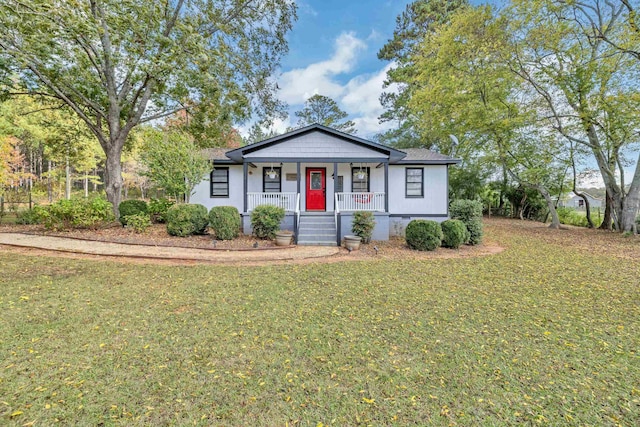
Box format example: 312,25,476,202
297,214,337,246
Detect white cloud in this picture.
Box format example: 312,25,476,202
277,32,366,104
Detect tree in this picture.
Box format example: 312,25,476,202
0,0,297,217
294,95,356,134
377,0,469,146
139,129,210,203
507,0,640,232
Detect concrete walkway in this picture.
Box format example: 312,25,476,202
0,232,340,263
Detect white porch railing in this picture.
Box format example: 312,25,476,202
336,192,385,212
248,192,298,212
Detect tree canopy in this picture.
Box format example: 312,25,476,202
294,94,357,134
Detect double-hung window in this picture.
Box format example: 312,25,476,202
405,168,424,197
210,168,229,197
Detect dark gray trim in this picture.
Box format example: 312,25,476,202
243,162,248,213
209,167,229,198
241,157,387,163
211,159,236,165
296,162,301,195
405,167,424,198
225,123,406,162
262,166,282,192
351,166,370,192
446,164,450,217
389,213,448,218
384,162,389,212
333,162,338,209
336,213,342,246
395,159,461,165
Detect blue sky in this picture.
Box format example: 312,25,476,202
266,0,497,137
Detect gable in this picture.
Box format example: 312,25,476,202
243,130,388,160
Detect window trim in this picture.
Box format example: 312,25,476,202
351,167,370,192
263,166,282,193
405,167,424,198
210,167,229,198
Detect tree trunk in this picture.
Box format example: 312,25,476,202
84,173,89,198
599,190,613,230
104,144,124,219
574,192,594,228
65,156,71,200
620,159,640,233
47,160,53,203
537,184,560,229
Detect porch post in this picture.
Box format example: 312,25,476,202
333,162,338,209
296,162,301,195
243,161,248,213
384,161,389,212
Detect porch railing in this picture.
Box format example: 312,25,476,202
336,192,385,212
247,192,297,212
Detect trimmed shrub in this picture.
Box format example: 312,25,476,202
148,198,174,223
118,200,148,226
39,196,114,230
166,204,208,237
251,204,285,239
352,211,375,243
123,213,152,233
441,219,467,249
450,199,483,246
405,219,443,251
209,206,241,240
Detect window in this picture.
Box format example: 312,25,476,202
210,167,229,197
263,167,281,192
335,175,344,193
351,167,370,192
405,168,423,197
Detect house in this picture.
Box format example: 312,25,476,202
561,192,603,210
190,124,460,245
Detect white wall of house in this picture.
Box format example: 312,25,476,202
388,165,448,215
190,165,244,211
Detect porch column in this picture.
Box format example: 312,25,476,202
384,161,389,212
243,161,248,213
296,162,301,195
333,162,338,210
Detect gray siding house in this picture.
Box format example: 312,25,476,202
190,124,460,245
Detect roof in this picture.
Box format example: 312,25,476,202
203,124,460,165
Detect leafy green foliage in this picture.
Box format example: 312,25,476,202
351,211,375,243
165,204,208,237
405,219,443,251
37,196,114,230
140,130,210,203
294,94,356,134
118,200,148,226
450,199,483,245
556,207,604,228
440,219,467,249
148,198,174,223
123,213,152,233
250,205,285,239
15,207,42,225
208,206,241,240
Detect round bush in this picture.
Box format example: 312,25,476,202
251,204,285,239
148,198,174,223
441,219,467,249
467,219,483,245
166,204,208,237
405,220,443,251
119,200,148,226
449,199,483,222
209,206,241,240
123,213,152,233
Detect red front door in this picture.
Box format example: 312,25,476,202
306,168,326,211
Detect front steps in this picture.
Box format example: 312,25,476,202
297,214,337,246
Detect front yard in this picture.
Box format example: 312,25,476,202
1,219,638,425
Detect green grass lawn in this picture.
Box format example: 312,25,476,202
1,220,639,426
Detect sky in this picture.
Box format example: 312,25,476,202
259,0,495,138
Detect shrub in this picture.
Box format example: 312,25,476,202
118,200,148,226
557,207,589,227
405,220,443,251
251,204,285,239
15,207,43,225
441,219,467,249
39,196,114,230
165,204,208,237
450,199,483,246
123,213,152,233
467,219,483,245
148,198,174,223
352,211,375,243
208,206,241,240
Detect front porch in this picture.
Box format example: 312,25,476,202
246,191,386,213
